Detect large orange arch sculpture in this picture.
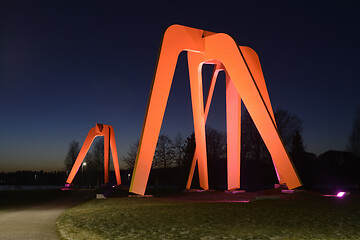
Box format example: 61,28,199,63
130,24,301,195
66,123,121,186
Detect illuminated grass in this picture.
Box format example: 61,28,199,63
57,194,360,240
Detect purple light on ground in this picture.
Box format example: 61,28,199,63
204,200,251,203
61,183,73,191
323,191,349,198
336,192,346,197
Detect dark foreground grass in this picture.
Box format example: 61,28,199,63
0,189,67,210
57,192,360,240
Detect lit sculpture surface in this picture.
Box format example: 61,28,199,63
66,123,121,186
130,24,301,195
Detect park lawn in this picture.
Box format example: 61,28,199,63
57,193,360,240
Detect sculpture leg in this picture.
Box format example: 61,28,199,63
66,128,97,184
226,73,241,190
186,63,221,189
129,31,184,195
186,153,197,189
204,33,301,189
239,46,284,182
204,63,222,119
239,46,276,123
188,52,208,190
130,25,206,195
103,126,110,184
109,126,121,185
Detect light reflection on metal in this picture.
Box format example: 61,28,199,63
66,123,121,186
130,24,301,195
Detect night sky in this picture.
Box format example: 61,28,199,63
1,1,359,172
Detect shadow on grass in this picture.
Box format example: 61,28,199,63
0,189,96,211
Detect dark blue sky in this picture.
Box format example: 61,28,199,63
1,1,359,171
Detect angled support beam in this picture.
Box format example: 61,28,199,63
226,72,241,190
187,64,242,191
102,125,110,183
109,126,121,184
187,47,277,190
129,25,206,195
187,52,209,190
204,34,299,187
186,62,222,189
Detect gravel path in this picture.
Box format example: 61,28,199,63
0,191,92,240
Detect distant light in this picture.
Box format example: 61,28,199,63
83,162,87,166
337,192,346,197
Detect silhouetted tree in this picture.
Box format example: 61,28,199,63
173,133,185,168
241,109,269,162
241,108,304,160
64,140,80,171
123,140,139,170
205,126,226,162
182,128,226,169
85,138,107,187
182,133,196,170
182,128,226,188
88,138,104,171
291,130,305,155
275,109,303,152
348,107,360,157
154,135,174,169
205,126,227,187
241,108,304,190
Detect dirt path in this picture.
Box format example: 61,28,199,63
0,191,92,240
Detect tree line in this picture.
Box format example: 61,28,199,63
64,109,307,189
63,107,360,190
0,171,66,186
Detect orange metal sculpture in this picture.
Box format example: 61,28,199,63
130,24,301,195
66,123,121,186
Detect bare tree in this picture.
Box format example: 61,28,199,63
123,140,139,170
291,130,305,154
348,107,360,157
241,109,304,162
88,138,104,171
241,110,269,162
275,109,303,152
154,135,174,169
64,140,80,171
173,133,185,168
182,133,196,169
205,126,226,162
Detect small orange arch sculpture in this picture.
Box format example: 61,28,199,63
66,123,121,186
130,24,301,195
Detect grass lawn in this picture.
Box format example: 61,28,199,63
57,191,360,240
